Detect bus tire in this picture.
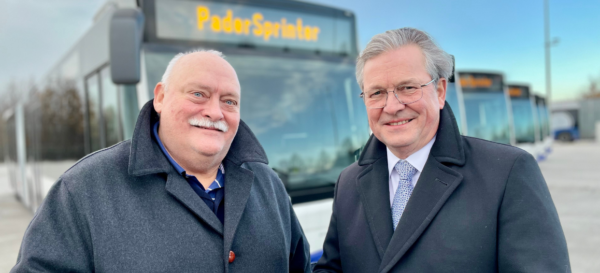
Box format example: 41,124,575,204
557,132,573,142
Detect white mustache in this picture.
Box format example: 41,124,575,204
188,117,229,132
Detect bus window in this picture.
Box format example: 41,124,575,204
100,67,122,147
511,99,536,143
119,84,139,141
508,85,537,144
445,81,462,133
86,74,102,152
143,48,369,203
463,92,512,144
459,72,512,145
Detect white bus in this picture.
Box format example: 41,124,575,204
508,84,545,160
2,0,370,259
458,71,516,146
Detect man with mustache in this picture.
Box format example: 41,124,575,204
314,28,570,272
13,50,311,272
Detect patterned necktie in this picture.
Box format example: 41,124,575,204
391,160,417,230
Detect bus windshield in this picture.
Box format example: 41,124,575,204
445,82,462,133
511,98,536,143
144,46,370,192
463,92,512,144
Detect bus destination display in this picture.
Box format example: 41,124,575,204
155,0,354,54
459,72,504,92
508,85,530,98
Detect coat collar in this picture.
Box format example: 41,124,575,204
355,103,466,272
127,100,268,237
128,100,268,177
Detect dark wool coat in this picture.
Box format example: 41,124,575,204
314,103,570,273
12,100,311,273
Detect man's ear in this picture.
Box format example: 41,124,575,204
436,78,447,109
153,83,166,114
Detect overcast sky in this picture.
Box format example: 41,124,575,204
1,0,599,101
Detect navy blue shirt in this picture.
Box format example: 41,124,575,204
153,122,225,224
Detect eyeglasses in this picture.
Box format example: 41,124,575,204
359,79,436,109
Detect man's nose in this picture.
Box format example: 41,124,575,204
203,97,224,121
382,91,406,115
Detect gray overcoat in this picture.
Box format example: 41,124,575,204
12,100,311,272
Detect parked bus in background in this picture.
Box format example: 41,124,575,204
535,94,553,156
550,100,580,142
2,0,369,257
458,71,515,145
508,84,544,160
445,56,467,133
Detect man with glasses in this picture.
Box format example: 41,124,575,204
314,28,569,272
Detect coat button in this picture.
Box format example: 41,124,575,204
228,251,235,263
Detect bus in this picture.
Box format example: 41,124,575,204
3,0,369,256
508,84,544,160
458,71,515,145
535,94,553,157
445,56,467,133
550,100,580,142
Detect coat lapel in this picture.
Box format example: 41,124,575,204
222,160,255,259
377,158,463,273
354,103,467,273
356,156,394,260
375,103,466,272
165,172,224,235
128,100,269,239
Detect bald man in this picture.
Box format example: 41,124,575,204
12,50,311,273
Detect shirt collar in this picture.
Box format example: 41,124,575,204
152,121,225,176
387,135,436,176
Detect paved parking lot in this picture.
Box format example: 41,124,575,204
538,141,600,273
0,141,599,272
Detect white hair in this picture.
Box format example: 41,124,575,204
188,117,229,132
161,49,226,91
356,27,453,89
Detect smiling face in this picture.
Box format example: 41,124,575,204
153,52,241,171
362,44,446,159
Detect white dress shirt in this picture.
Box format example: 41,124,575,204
387,135,436,207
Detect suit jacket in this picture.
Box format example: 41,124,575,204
12,100,311,273
314,103,570,273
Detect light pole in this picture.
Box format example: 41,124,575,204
544,0,559,104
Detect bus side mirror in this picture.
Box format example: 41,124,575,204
109,8,144,85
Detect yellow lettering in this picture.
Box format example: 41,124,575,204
234,18,243,34
509,87,522,97
222,10,233,33
286,24,296,39
197,6,210,30
304,27,312,41
211,15,222,32
252,13,263,36
264,21,273,41
459,75,493,88
195,7,320,43
311,27,320,41
243,19,251,35
273,23,280,38
296,19,304,40
281,18,289,38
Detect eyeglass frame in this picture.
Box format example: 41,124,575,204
359,78,437,109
